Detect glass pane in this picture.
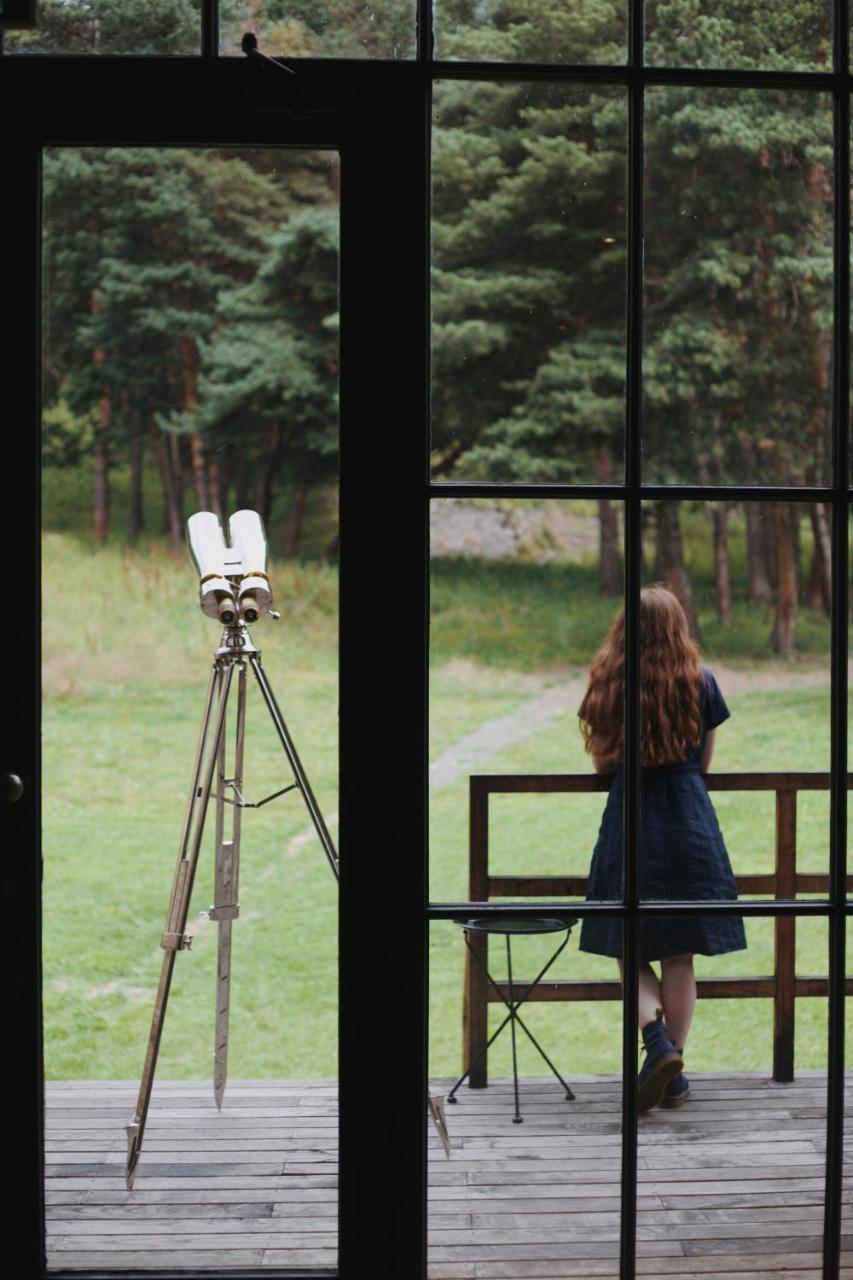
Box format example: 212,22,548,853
42,146,340,1270
430,497,625,904
637,917,829,1273
4,0,201,54
645,0,831,72
219,0,417,58
625,501,831,908
643,87,833,486
429,918,625,1272
431,81,627,484
849,506,853,894
434,0,626,65
842,926,853,1265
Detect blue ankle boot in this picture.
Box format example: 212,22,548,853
660,1050,689,1108
637,1011,682,1112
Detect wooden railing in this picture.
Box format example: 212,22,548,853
463,772,853,1086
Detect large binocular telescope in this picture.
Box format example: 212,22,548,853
187,509,274,625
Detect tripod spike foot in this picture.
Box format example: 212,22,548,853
125,1122,141,1191
427,1093,451,1158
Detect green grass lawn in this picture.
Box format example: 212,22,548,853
41,528,852,1086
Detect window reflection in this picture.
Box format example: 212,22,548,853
646,0,831,71
433,0,625,64
4,0,202,54
219,0,417,58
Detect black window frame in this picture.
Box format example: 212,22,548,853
2,2,849,1278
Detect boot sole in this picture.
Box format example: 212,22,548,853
637,1053,683,1113
659,1082,690,1109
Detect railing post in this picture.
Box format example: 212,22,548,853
464,778,490,1088
773,788,797,1082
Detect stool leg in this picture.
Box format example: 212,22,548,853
506,936,523,1124
447,1009,513,1103
512,1009,575,1100
502,928,575,1101
454,931,523,1101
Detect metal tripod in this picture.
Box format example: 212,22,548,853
125,620,450,1189
125,622,339,1189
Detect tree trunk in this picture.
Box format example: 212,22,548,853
712,505,732,625
791,503,802,596
93,384,110,543
151,422,184,551
598,499,622,596
807,502,832,615
90,290,110,543
235,456,252,513
595,444,621,596
762,504,779,591
769,503,798,654
181,335,208,510
745,502,772,604
285,485,307,556
254,424,284,525
128,414,144,543
654,502,701,641
212,461,229,522
208,457,225,520
189,432,208,510
169,430,184,538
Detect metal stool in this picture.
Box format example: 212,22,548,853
447,916,578,1123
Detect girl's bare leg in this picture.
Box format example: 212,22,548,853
659,953,696,1050
617,959,663,1027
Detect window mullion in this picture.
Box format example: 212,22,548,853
824,2,850,1271
620,0,645,1272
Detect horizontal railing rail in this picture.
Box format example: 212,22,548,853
463,772,853,1086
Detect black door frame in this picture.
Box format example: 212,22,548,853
4,53,431,1280
3,2,851,1276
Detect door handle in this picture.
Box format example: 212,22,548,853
0,773,24,804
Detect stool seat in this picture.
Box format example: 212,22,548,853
448,915,578,1121
455,916,577,936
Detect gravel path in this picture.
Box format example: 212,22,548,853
428,661,836,792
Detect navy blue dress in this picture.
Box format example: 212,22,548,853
578,668,748,963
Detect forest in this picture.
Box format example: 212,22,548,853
34,0,841,654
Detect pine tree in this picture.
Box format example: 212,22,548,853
5,0,200,54
196,207,339,546
42,147,301,543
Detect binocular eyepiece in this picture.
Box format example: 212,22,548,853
187,510,274,626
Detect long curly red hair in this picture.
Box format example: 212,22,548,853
579,585,704,768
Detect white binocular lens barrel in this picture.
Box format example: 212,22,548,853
229,510,273,617
187,509,274,624
187,511,237,621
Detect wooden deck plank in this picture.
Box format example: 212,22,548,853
43,1074,853,1276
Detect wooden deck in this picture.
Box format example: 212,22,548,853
45,1072,853,1277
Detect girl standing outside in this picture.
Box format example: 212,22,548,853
577,585,746,1111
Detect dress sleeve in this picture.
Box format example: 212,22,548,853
703,668,731,731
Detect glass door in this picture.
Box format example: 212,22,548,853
6,54,433,1274
39,141,341,1272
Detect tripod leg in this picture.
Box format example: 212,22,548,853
125,661,234,1190
212,662,246,1110
248,654,339,880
